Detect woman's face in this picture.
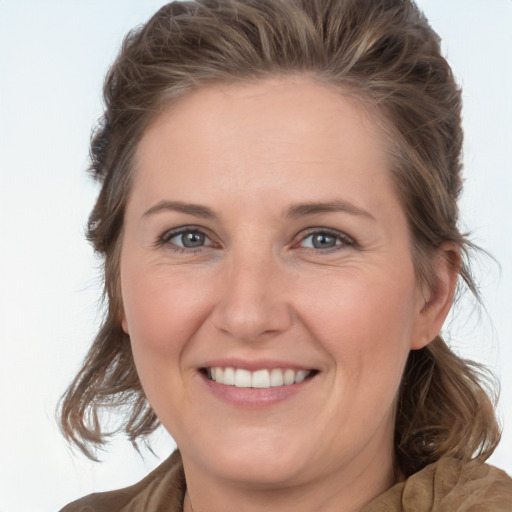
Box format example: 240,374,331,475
120,79,432,491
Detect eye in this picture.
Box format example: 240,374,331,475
158,227,213,251
299,229,354,250
174,230,206,248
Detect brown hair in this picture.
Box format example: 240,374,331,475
59,0,500,476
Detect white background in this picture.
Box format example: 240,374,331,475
0,1,511,511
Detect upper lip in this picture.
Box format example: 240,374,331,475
200,358,315,372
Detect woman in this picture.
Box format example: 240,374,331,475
59,0,512,510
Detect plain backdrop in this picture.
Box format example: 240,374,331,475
0,1,511,511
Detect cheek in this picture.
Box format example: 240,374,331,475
302,268,418,383
120,268,213,420
121,265,211,366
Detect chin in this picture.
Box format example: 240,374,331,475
184,431,314,487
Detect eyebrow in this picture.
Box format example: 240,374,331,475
142,200,218,220
141,198,375,222
285,200,376,221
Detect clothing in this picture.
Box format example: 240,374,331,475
361,457,512,512
60,451,512,511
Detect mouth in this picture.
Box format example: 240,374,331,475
200,367,318,389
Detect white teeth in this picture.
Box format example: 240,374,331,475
223,367,235,385
207,367,312,388
235,369,252,387
295,370,308,383
252,369,270,388
270,368,284,387
283,369,295,385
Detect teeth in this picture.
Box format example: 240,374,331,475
224,367,235,385
295,370,308,383
283,369,295,385
235,369,251,387
252,369,270,388
207,367,312,388
270,368,284,387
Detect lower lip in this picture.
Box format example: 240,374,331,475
200,372,315,408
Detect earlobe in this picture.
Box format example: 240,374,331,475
120,310,129,335
411,243,460,350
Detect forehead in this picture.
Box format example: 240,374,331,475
131,78,400,220
140,78,382,148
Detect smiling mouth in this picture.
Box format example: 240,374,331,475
201,367,318,389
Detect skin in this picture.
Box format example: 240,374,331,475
120,78,457,512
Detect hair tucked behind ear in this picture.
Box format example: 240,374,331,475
396,337,500,476
59,0,501,475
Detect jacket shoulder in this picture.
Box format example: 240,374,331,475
363,457,512,511
59,451,185,512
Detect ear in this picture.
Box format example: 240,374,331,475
120,309,129,335
410,242,460,350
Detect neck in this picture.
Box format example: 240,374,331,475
182,450,396,512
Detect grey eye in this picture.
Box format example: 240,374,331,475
301,232,341,249
311,233,337,248
179,231,206,248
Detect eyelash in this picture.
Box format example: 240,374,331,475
156,226,356,254
156,227,215,253
296,228,355,252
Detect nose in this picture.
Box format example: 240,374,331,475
211,251,293,342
